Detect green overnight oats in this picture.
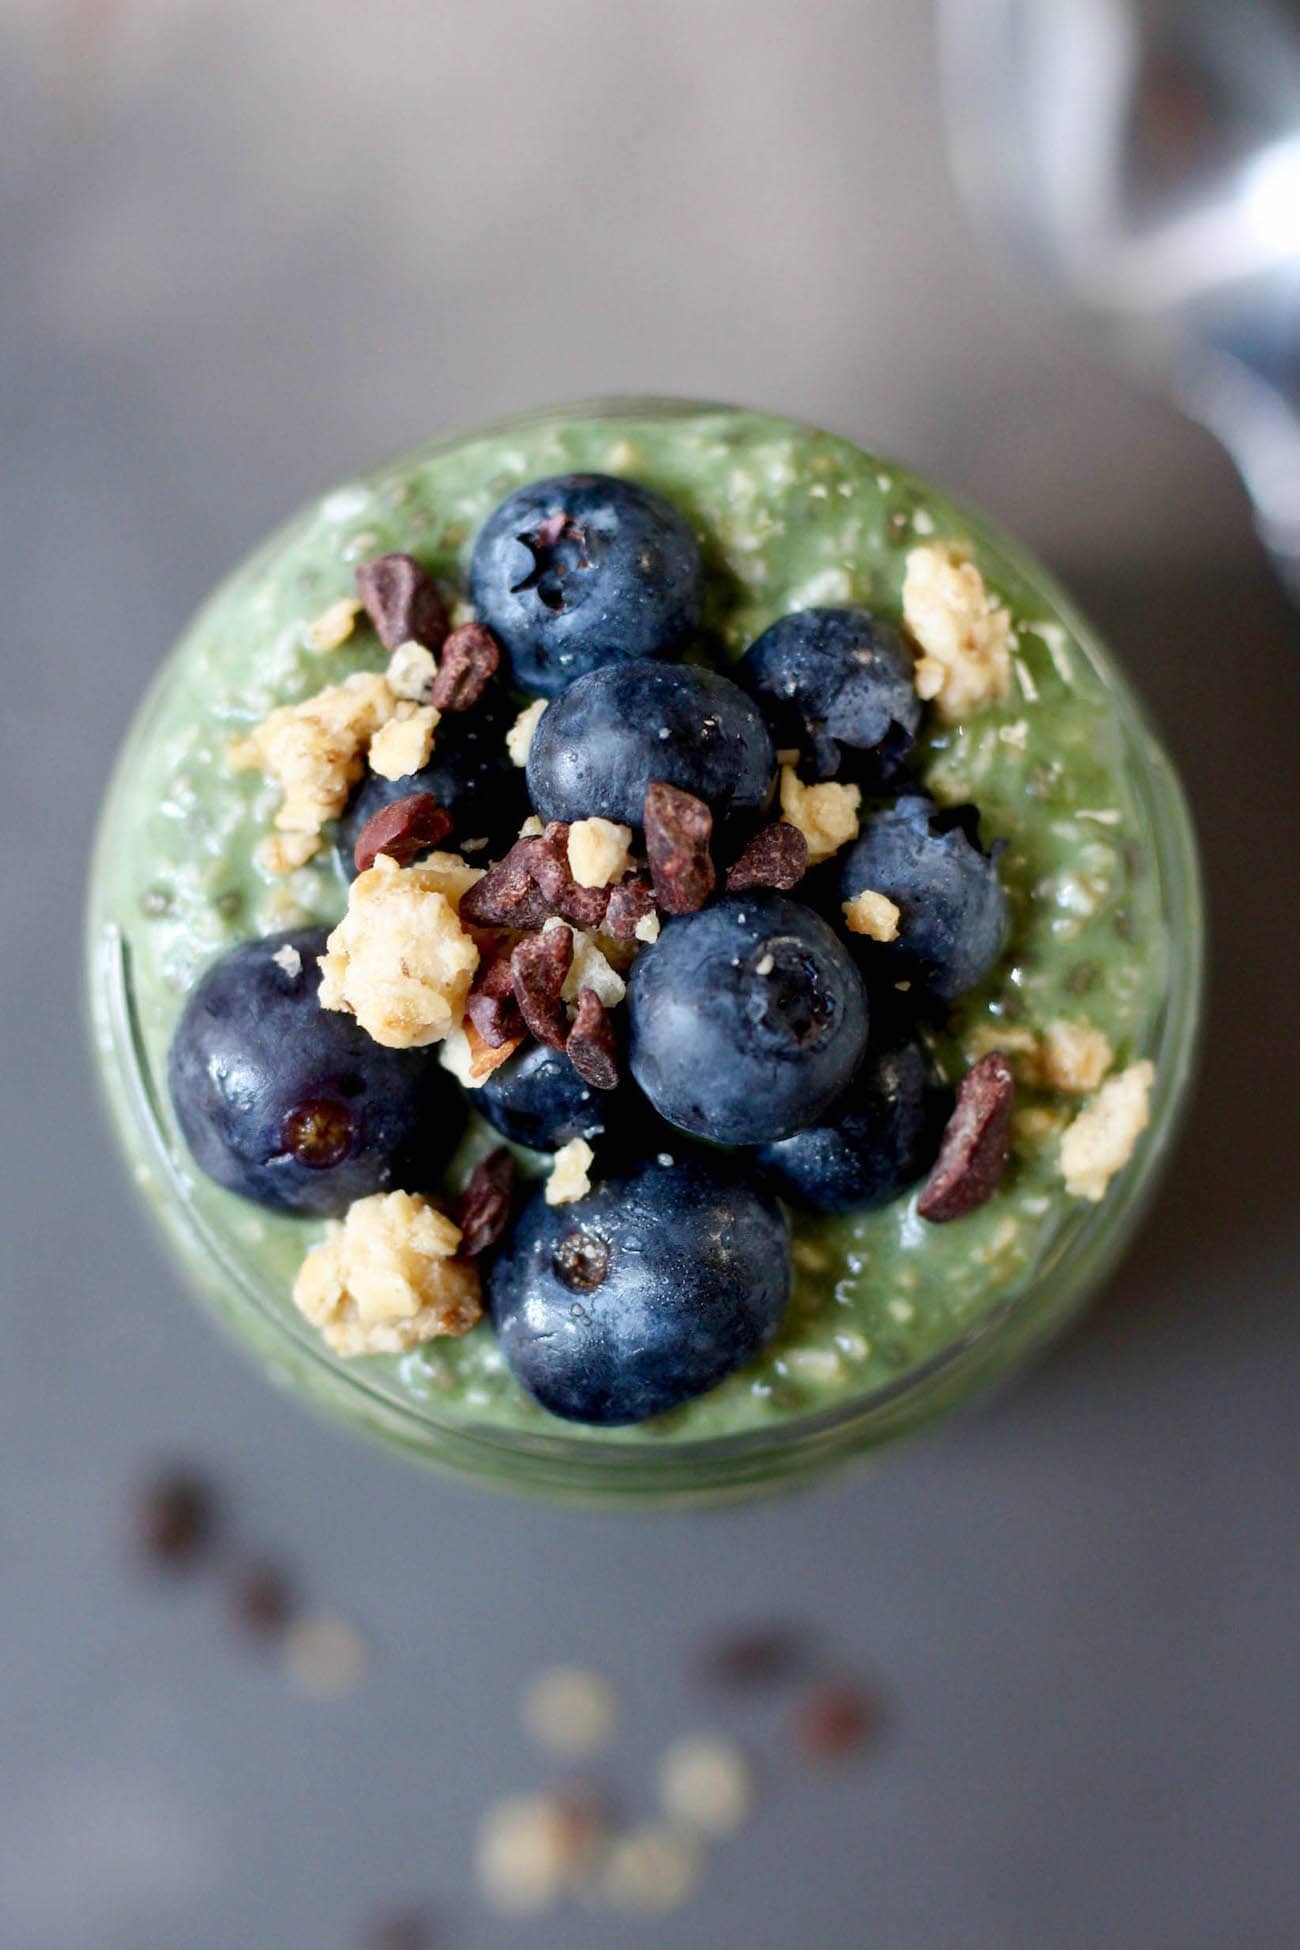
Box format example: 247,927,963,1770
88,399,1202,1501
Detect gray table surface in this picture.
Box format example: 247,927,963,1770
3,6,1297,1948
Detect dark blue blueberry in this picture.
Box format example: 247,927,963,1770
469,473,705,695
756,1021,950,1215
840,795,1008,1001
527,658,775,832
167,929,464,1216
740,607,922,782
335,694,526,878
488,1153,791,1425
477,1041,620,1153
626,892,868,1145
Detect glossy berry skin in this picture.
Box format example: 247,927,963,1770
740,606,922,782
626,893,869,1145
335,696,526,878
488,1154,791,1425
756,1022,950,1216
469,473,705,695
477,1041,622,1153
167,929,464,1216
839,795,1008,1001
527,658,775,832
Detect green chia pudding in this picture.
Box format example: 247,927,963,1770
88,401,1201,1481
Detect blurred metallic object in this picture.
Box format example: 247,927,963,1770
940,0,1300,592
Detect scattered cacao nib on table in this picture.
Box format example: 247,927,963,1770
355,551,449,653
128,1466,365,1689
796,1681,880,1762
135,1468,217,1568
917,1050,1015,1222
226,1559,296,1639
694,1624,813,1691
360,1908,440,1950
352,792,453,874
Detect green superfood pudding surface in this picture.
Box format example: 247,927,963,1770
89,401,1193,1450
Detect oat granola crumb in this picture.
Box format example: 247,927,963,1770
778,766,861,865
1059,1060,1155,1201
475,1793,590,1915
657,1735,754,1837
841,889,901,942
385,639,437,701
283,1614,369,1697
228,671,396,836
317,853,480,1047
596,1824,703,1914
1040,1019,1113,1094
369,702,439,781
518,814,545,838
271,943,303,978
521,1666,619,1757
903,542,1012,721
303,595,363,654
544,917,627,1009
255,831,322,876
546,1138,594,1206
567,817,633,889
292,1190,481,1356
402,847,486,909
634,910,661,944
507,698,547,767
968,1018,1112,1094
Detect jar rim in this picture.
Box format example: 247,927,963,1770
85,399,1205,1504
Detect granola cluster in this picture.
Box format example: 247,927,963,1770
317,852,481,1048
293,1190,481,1356
228,670,396,850
1059,1060,1155,1202
841,889,900,942
902,542,1013,722
778,766,861,866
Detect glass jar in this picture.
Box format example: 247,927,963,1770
86,400,1204,1506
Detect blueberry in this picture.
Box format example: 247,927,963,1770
469,473,705,696
527,658,775,832
488,1154,791,1425
167,929,464,1216
478,1041,620,1152
756,1020,950,1215
740,607,922,782
840,795,1008,1001
335,695,526,877
626,892,868,1145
